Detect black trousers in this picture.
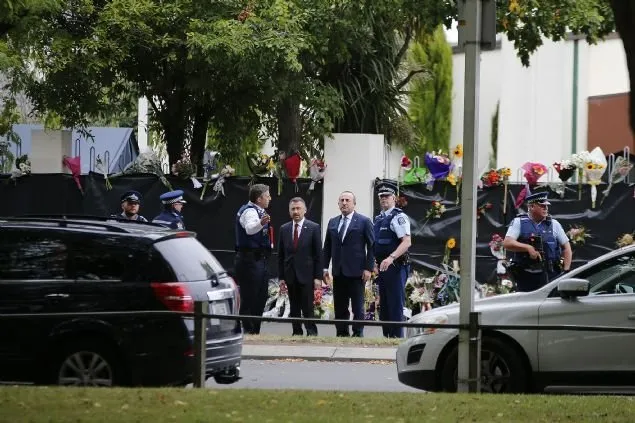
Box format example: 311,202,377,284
333,275,365,337
234,252,269,334
515,270,559,292
287,276,318,336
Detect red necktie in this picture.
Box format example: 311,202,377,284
293,223,299,249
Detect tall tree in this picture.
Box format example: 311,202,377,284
407,25,453,156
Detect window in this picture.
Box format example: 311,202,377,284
153,237,225,282
579,253,635,295
0,230,70,280
69,235,147,281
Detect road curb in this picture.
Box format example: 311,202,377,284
241,345,396,362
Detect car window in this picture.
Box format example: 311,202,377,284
69,235,148,281
153,237,225,282
578,253,635,295
0,230,70,280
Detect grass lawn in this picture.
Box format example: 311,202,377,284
1,386,634,422
243,334,401,347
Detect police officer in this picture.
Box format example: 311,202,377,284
112,190,148,222
234,183,272,335
373,182,412,338
503,192,572,292
152,190,187,230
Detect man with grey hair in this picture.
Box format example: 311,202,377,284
234,183,273,334
278,197,323,336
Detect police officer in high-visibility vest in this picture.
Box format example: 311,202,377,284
112,190,148,222
373,182,412,338
152,190,187,230
234,183,272,335
503,192,572,292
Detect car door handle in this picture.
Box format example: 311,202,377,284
45,293,70,299
628,313,635,320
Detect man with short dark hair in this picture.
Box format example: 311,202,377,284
113,190,148,222
278,197,323,336
234,183,273,334
503,192,572,292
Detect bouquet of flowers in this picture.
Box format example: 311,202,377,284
477,202,493,220
553,159,577,198
601,156,633,205
202,150,221,182
415,200,446,236
567,225,591,247
11,154,31,181
308,158,326,192
94,154,112,190
405,270,435,314
571,150,592,200
364,276,380,320
582,147,607,208
280,150,302,193
485,279,514,296
63,155,84,194
207,164,235,198
489,233,507,275
318,284,334,320
498,167,512,212
616,232,635,248
247,152,275,178
172,154,202,189
121,151,172,190
480,169,501,187
262,278,290,318
514,162,548,208
424,151,451,189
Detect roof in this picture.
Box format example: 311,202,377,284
8,124,138,174
0,215,195,241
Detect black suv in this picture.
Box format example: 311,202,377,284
0,216,242,387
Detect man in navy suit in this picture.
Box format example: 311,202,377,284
278,197,323,336
323,191,375,337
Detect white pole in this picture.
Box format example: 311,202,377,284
137,96,149,152
457,0,481,393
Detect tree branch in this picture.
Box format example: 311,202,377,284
396,69,427,90
393,25,413,68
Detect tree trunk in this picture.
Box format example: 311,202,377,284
189,107,210,175
611,0,635,149
277,96,302,154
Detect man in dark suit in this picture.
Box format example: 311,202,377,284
323,191,375,337
278,197,323,336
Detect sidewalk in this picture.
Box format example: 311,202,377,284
242,344,397,362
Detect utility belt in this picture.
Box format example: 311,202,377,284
377,252,410,267
235,248,271,260
509,259,561,275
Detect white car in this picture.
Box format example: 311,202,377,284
397,245,635,394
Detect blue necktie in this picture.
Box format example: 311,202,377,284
338,216,347,241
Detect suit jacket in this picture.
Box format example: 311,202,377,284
323,212,375,278
277,219,323,285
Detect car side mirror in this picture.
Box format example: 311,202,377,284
557,278,590,299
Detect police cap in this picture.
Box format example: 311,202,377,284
377,181,397,197
160,190,187,205
525,191,551,205
121,190,142,204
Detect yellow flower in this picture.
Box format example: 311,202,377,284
500,167,512,177
266,158,276,171
446,238,456,249
453,144,463,159
586,163,594,170
446,174,457,186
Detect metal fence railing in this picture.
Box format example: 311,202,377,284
2,303,635,392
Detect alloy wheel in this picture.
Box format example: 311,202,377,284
57,351,114,387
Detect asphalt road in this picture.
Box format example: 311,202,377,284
259,322,387,338
205,360,420,392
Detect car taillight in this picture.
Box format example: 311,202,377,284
151,282,194,313
229,276,240,312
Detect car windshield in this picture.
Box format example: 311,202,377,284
579,253,635,295
153,237,226,282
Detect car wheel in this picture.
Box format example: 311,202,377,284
50,340,123,387
213,366,241,385
440,337,528,393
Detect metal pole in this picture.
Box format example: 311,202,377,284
468,312,482,392
193,301,207,388
458,0,482,393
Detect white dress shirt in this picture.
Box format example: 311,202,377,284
239,202,265,235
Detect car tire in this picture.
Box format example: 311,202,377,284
47,339,126,387
213,366,241,385
439,336,529,393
